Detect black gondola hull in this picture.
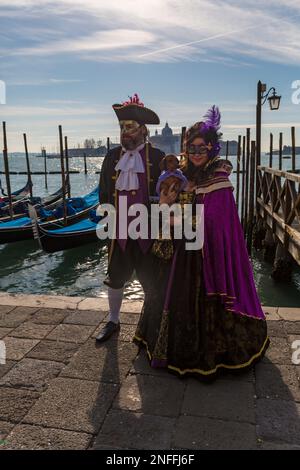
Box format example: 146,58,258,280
0,184,67,222
37,227,101,253
0,203,98,244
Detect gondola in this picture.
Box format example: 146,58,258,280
0,186,99,244
29,209,105,253
0,177,32,201
0,182,69,222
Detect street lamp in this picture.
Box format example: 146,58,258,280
256,80,281,166
266,88,281,111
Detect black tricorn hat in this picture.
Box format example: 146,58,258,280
112,94,160,125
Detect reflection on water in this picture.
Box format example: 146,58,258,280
0,154,299,305
0,240,143,300
252,250,300,307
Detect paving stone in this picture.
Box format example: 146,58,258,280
295,366,300,384
284,322,300,335
23,377,119,434
0,293,83,310
113,374,184,417
91,444,128,450
10,322,56,340
278,308,300,321
93,409,175,450
262,337,291,364
77,298,109,311
46,324,95,343
0,358,63,392
60,339,138,383
120,301,143,313
0,306,15,315
0,361,17,379
117,313,139,326
258,441,300,450
92,323,136,342
174,415,257,450
266,321,287,338
0,420,14,440
0,327,13,339
30,308,69,325
27,340,80,363
182,378,255,423
0,307,38,328
130,350,168,377
0,295,299,451
0,387,40,422
256,398,300,445
3,424,92,450
255,362,300,402
263,307,279,321
3,337,39,360
218,367,255,383
63,309,106,326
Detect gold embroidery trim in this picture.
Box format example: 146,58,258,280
133,335,270,377
195,181,233,194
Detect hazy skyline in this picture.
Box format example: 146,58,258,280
0,0,300,152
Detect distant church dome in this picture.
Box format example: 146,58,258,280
162,122,173,137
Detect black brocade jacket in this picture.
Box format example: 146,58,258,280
98,143,165,207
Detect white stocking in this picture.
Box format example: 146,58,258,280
108,286,124,324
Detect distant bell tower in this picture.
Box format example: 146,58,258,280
162,122,174,152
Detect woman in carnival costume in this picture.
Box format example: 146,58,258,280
134,105,270,381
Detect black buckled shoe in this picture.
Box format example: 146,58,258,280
95,321,120,343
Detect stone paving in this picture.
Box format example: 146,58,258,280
0,293,299,450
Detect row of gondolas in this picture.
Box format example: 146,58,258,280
0,177,104,253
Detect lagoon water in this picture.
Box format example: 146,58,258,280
0,152,299,306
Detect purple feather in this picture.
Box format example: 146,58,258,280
201,105,221,132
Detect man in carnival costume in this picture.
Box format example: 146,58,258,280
96,94,164,342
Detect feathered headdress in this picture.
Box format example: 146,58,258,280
183,105,222,160
112,93,159,125
201,105,221,133
121,93,144,107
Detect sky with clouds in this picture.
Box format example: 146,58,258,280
0,0,300,152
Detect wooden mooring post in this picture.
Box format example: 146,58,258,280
241,135,246,229
279,132,283,170
291,126,296,172
42,148,48,190
83,152,88,175
180,126,186,156
236,135,241,213
246,140,256,255
243,128,251,234
58,125,67,224
64,136,71,198
23,133,33,197
269,132,273,168
2,121,13,218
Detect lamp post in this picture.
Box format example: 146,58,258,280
256,80,281,166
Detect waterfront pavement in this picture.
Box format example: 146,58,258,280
0,292,299,450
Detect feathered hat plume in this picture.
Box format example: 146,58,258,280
201,105,221,133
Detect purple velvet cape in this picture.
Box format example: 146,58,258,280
198,184,265,320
